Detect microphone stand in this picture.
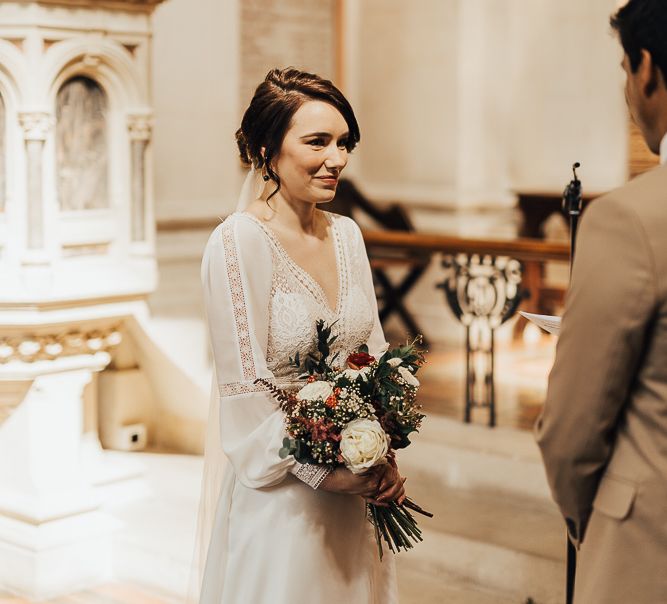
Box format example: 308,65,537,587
562,161,582,604
563,162,583,274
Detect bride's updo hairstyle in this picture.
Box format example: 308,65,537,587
236,67,360,199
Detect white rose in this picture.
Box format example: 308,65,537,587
398,366,420,387
340,418,389,474
387,357,403,367
341,366,372,381
296,380,334,402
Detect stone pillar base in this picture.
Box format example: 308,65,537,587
0,352,122,598
0,510,120,600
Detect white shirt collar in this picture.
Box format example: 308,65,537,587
661,131,667,165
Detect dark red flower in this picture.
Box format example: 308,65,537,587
380,410,399,436
309,418,339,442
346,351,375,369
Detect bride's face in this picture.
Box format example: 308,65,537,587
271,100,350,204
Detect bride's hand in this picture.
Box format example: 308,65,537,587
365,461,407,507
318,466,383,498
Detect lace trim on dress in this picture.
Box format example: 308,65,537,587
219,381,265,398
219,377,305,398
238,211,347,317
294,463,331,490
222,223,256,383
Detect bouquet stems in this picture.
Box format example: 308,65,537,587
368,497,434,560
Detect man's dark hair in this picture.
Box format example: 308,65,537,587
611,0,667,83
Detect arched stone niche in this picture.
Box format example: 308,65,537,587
56,76,109,211
45,38,153,255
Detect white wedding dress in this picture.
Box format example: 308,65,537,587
197,209,398,604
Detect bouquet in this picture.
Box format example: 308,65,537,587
255,319,433,560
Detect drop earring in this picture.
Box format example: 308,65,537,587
263,173,270,182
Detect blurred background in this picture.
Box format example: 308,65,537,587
0,1,657,603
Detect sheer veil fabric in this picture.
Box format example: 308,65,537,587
187,166,263,602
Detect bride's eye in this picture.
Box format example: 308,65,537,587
338,138,349,149
307,138,325,147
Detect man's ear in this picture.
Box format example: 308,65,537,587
639,48,659,97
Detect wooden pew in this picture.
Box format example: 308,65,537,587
329,180,431,343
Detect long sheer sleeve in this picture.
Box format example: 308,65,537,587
201,217,329,489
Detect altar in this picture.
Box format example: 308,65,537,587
0,1,209,599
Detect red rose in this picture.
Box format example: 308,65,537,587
346,351,375,369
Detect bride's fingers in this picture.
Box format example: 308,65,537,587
376,481,404,503
377,465,401,492
360,477,384,498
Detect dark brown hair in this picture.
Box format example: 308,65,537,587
235,68,360,199
611,0,667,83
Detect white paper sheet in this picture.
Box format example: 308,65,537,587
519,311,562,336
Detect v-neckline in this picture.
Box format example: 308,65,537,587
238,210,344,316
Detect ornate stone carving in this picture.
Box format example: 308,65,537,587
0,325,122,364
82,52,102,69
127,113,151,241
127,114,153,141
19,112,54,249
18,112,55,142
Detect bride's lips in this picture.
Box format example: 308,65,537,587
314,176,338,186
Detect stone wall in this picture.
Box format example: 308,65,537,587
345,0,626,210
240,0,335,105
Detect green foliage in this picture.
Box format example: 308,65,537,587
290,318,340,377
272,323,431,560
279,437,315,464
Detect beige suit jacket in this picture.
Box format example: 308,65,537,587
536,163,667,604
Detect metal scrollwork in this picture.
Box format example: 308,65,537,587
438,254,527,426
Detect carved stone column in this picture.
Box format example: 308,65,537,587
127,114,152,243
18,112,54,251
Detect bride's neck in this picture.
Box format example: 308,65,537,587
257,189,320,235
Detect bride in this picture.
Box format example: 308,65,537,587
195,68,406,603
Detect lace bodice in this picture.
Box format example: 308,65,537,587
240,212,377,381
200,209,388,489
211,211,385,398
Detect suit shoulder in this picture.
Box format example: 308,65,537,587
592,164,667,216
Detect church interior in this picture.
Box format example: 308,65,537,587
0,1,659,603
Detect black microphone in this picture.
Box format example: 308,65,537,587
562,162,583,273
563,162,582,217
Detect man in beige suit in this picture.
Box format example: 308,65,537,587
536,1,667,602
